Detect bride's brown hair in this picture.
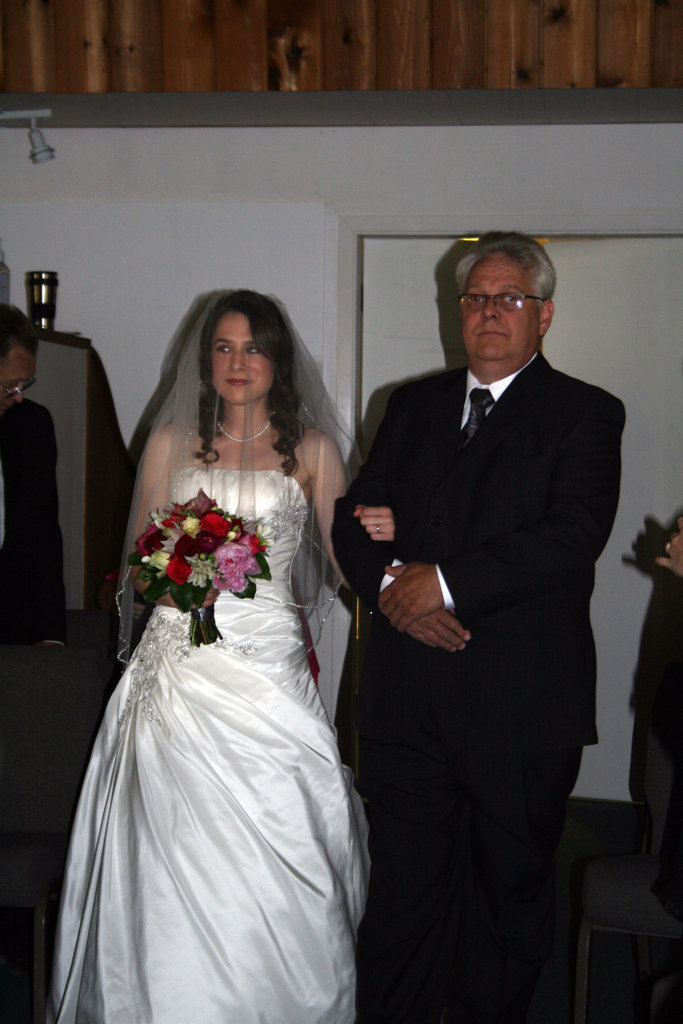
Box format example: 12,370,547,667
195,290,302,475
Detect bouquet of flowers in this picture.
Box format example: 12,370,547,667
129,489,270,647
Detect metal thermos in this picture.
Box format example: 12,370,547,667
26,270,58,329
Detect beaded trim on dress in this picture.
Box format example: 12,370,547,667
257,502,308,541
117,608,257,732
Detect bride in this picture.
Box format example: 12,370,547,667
47,290,369,1024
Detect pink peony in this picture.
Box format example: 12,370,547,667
213,541,259,593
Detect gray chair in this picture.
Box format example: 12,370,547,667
0,612,112,1024
573,720,683,1023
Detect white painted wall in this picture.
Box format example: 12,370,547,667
1,120,681,793
0,198,329,445
1,124,681,438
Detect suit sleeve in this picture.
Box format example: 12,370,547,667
333,393,399,612
440,390,625,620
25,406,66,642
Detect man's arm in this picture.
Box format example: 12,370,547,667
378,563,470,649
379,561,443,628
20,405,66,643
380,391,625,632
333,390,470,651
333,396,399,612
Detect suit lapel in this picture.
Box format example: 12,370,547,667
452,353,551,468
424,372,467,480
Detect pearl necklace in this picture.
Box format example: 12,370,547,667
217,418,271,443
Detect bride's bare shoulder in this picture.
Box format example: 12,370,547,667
293,429,344,500
143,424,176,463
299,427,340,462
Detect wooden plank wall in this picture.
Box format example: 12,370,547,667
0,0,681,94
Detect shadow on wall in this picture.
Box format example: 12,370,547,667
434,237,471,371
360,238,473,458
624,507,683,801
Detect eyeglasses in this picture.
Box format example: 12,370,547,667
1,377,36,396
458,292,543,313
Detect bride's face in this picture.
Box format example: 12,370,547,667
211,312,275,411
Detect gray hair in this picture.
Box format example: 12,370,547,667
455,231,557,300
0,304,38,361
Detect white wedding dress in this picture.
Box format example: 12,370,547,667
48,470,369,1024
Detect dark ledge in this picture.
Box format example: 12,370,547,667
0,88,681,129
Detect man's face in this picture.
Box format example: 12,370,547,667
460,254,554,384
0,347,36,417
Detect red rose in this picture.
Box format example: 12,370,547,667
137,524,164,557
166,554,192,585
239,533,265,554
174,533,201,558
197,530,224,553
199,511,232,537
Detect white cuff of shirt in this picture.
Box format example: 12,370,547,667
436,565,455,609
380,558,402,592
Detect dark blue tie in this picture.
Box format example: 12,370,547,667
460,388,494,449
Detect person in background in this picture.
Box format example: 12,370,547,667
657,516,683,578
0,304,65,645
333,232,625,1023
651,513,683,934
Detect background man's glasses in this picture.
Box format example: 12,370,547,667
458,292,543,313
1,377,36,396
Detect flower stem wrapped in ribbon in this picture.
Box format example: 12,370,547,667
129,489,270,647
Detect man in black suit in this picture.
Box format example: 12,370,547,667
333,232,625,1023
0,304,65,645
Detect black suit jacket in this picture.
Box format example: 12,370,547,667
0,399,66,644
333,354,625,754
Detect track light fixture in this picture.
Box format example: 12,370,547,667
28,118,55,163
0,107,55,163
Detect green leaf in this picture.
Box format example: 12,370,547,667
143,575,171,604
234,579,256,600
192,584,211,607
253,553,271,580
167,581,211,613
169,580,193,612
